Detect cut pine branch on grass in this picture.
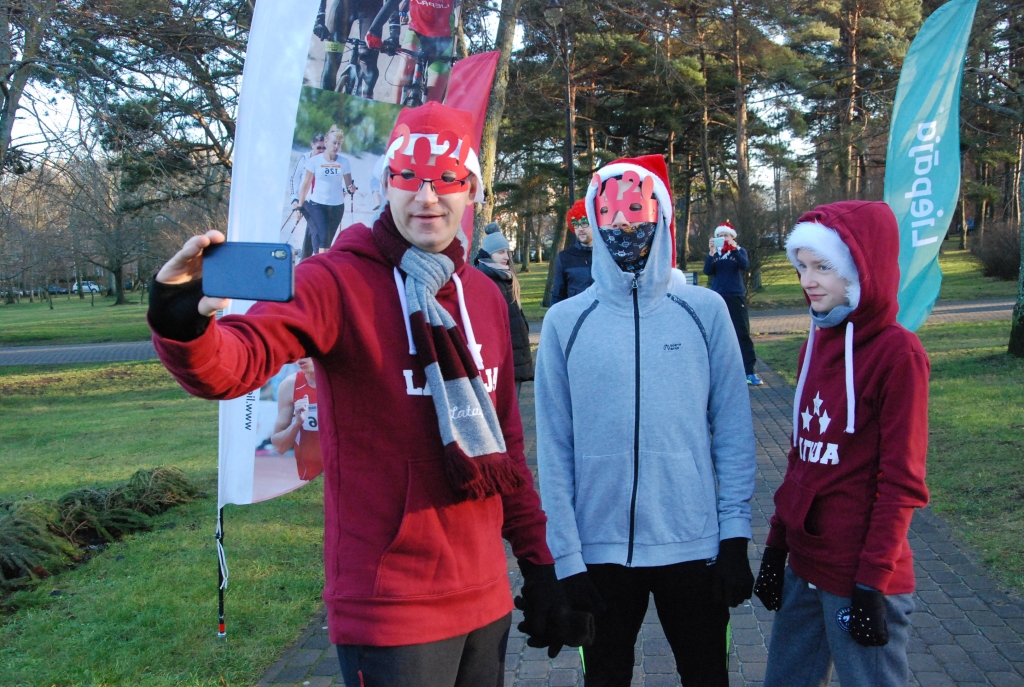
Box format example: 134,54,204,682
0,468,201,590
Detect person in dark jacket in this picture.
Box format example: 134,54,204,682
550,199,594,305
475,223,534,396
703,221,763,385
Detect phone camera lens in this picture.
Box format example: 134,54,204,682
265,267,275,278
272,249,287,259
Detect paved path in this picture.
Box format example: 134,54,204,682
748,299,1016,337
0,340,155,367
257,367,1024,687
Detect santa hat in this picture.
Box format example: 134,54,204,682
714,221,737,239
566,199,589,232
374,102,484,202
585,154,676,265
785,221,861,308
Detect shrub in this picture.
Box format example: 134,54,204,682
0,467,201,589
972,221,1021,281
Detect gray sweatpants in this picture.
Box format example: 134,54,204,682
764,567,915,687
336,613,511,687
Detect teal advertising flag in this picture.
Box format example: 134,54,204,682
884,0,978,331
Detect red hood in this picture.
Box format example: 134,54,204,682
795,201,901,341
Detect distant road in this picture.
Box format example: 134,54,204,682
0,340,155,367
0,298,1015,366
527,298,1016,344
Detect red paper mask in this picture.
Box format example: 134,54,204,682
387,124,471,194
593,171,659,227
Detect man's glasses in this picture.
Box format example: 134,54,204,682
388,169,470,195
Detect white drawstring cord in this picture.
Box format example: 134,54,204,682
451,272,485,370
793,321,816,446
394,268,416,355
394,268,483,370
844,321,855,433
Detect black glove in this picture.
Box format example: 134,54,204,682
712,537,755,607
849,585,889,647
313,12,331,40
148,278,211,342
513,560,595,658
560,571,607,615
753,546,788,612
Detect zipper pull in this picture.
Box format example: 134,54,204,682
631,275,639,292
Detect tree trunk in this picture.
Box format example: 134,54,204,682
730,0,752,232
681,152,692,271
959,195,969,250
472,0,522,252
1010,167,1024,357
0,2,50,166
694,8,715,222
114,265,126,305
543,209,568,307
838,8,860,198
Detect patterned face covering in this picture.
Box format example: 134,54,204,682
599,221,657,274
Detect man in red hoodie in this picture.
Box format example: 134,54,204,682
147,102,589,686
752,201,930,686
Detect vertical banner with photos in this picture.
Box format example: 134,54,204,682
219,0,492,512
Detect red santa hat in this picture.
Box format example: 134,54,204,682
714,221,737,239
374,102,484,202
584,154,676,265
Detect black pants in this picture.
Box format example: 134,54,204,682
303,201,345,258
336,613,510,687
723,295,757,376
583,561,730,687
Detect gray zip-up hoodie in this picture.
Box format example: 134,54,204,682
535,158,757,579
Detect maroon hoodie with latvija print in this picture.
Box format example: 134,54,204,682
765,201,930,597
150,207,553,647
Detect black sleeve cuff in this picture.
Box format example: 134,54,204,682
148,278,212,342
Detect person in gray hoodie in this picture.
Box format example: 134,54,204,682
534,154,757,687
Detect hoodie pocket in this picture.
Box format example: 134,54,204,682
775,478,862,565
374,459,506,598
634,449,710,545
575,451,633,545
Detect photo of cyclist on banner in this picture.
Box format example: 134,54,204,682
365,0,459,106
313,0,384,96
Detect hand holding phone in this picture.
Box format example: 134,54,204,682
713,236,726,251
155,230,229,316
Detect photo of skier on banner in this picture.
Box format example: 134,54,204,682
534,155,758,687
148,101,592,686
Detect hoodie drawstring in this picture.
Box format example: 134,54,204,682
844,321,855,433
792,322,816,447
394,268,416,355
394,268,484,371
451,272,485,370
792,319,856,446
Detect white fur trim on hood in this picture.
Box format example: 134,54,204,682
785,221,861,309
374,133,485,203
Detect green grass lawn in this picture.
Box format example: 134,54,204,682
0,295,152,346
0,362,325,687
518,263,551,322
748,240,1018,310
755,320,1024,597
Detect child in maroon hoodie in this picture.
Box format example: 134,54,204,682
753,201,930,686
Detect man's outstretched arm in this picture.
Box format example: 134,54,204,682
149,231,344,401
